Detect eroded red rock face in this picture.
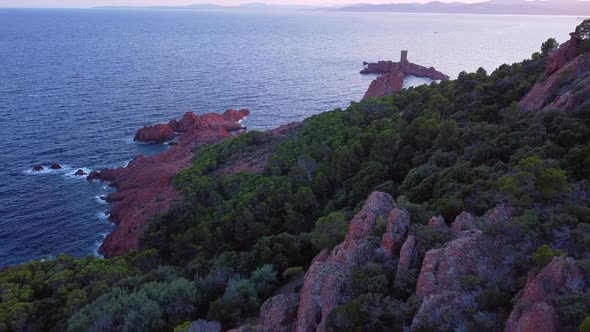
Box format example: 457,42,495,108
380,208,410,258
520,36,590,113
294,192,407,332
89,109,250,258
363,71,404,100
546,37,580,76
505,257,586,332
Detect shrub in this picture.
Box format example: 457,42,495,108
581,316,590,332
310,212,349,250
532,245,564,267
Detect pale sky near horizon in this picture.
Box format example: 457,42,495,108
0,0,488,8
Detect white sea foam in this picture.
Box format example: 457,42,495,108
95,195,108,204
64,167,93,179
92,232,110,259
23,164,72,175
97,211,110,221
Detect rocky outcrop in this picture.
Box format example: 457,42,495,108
505,257,586,332
380,208,410,258
428,215,449,233
483,203,513,222
134,123,175,143
74,169,87,176
89,109,250,258
257,294,299,332
394,235,418,286
411,205,515,330
412,229,490,328
363,71,404,100
293,192,407,332
415,229,486,298
450,211,477,237
32,165,44,171
50,164,61,170
520,32,590,113
361,51,449,100
546,37,580,76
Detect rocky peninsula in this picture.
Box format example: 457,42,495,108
88,109,250,257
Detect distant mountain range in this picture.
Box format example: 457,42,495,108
95,3,314,11
336,0,590,16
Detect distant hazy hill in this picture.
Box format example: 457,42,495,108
95,3,314,11
337,0,590,15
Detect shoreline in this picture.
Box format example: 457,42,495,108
87,109,251,258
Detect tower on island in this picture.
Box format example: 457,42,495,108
401,50,408,63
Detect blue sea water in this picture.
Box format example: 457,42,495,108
0,8,577,266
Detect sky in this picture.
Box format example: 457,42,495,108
0,0,488,8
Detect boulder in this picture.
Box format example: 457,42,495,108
50,164,61,170
505,257,586,332
134,123,175,143
74,169,87,176
257,294,299,332
32,165,44,171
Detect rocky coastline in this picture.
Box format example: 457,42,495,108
87,109,250,257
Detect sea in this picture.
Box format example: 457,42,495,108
0,8,577,266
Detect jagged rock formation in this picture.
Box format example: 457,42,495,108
411,206,514,330
294,192,407,332
361,51,449,100
88,109,250,257
520,27,590,113
505,257,587,332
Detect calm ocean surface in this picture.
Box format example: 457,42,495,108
0,8,576,266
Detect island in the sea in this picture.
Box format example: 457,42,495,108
361,50,449,99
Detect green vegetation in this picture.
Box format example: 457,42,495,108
532,244,564,267
541,38,559,57
2,34,590,331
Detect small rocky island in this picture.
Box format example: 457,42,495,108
362,50,449,99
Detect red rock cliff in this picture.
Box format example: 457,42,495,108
520,32,590,113
89,109,250,258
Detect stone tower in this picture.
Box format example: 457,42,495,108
401,50,408,63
